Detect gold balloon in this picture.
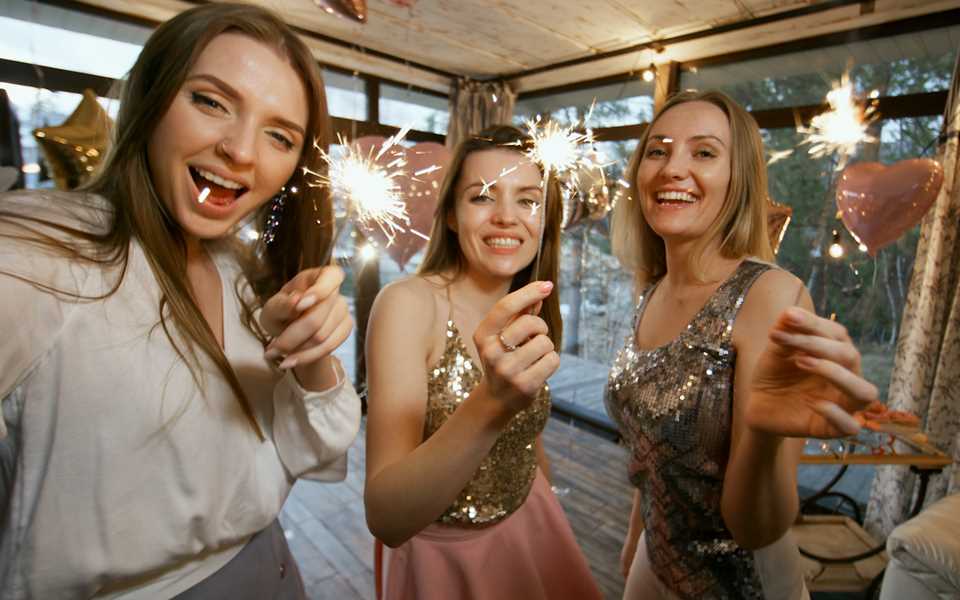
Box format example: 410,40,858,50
767,198,792,255
33,89,112,190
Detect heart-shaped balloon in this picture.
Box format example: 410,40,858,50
353,137,451,270
836,158,943,256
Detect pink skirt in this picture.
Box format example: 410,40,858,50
378,470,602,600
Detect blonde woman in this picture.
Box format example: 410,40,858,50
0,4,359,597
605,90,880,599
365,126,602,600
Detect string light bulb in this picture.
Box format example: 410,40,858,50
828,230,845,259
641,63,656,83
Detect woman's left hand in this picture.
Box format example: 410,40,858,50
747,306,881,438
260,266,353,371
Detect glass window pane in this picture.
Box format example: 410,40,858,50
379,83,448,135
0,0,148,79
765,115,942,400
680,25,960,110
515,79,654,128
323,70,367,122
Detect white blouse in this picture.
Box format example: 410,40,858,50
0,191,361,599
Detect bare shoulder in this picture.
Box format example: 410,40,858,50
734,264,806,342
370,275,440,337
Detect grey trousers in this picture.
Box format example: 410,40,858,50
174,520,306,599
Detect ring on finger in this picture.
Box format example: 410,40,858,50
498,331,517,352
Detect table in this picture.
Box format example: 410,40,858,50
795,437,952,596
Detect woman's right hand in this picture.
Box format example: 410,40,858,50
473,280,559,415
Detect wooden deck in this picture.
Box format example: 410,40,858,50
280,417,633,600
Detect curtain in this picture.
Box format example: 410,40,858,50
445,79,516,148
864,51,960,538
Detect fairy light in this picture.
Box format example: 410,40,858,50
828,230,845,259
359,243,378,262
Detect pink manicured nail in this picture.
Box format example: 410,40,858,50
296,295,317,311
278,357,298,370
540,281,554,293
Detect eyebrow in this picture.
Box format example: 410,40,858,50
186,73,307,137
462,181,542,194
650,134,726,147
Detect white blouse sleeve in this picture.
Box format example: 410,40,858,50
271,358,361,482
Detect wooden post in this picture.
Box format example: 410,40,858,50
653,61,680,113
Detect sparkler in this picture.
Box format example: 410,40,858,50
521,112,605,280
798,74,877,170
304,130,412,264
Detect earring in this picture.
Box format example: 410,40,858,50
262,186,289,245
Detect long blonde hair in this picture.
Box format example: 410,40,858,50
418,125,564,348
611,90,773,284
0,3,333,439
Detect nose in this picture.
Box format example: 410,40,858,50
491,196,520,225
660,151,690,181
216,119,257,167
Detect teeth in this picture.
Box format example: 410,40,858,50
656,190,697,203
194,167,244,190
485,237,521,248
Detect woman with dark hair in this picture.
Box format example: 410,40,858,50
0,4,359,598
364,125,601,600
606,90,879,599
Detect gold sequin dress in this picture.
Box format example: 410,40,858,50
378,288,602,600
605,259,808,600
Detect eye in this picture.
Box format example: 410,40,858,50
190,91,226,113
645,147,667,158
268,130,295,151
695,148,718,159
519,197,541,209
470,194,494,203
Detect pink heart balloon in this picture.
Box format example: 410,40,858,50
836,158,943,256
353,136,451,270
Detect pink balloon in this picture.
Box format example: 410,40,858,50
836,158,943,256
351,137,451,270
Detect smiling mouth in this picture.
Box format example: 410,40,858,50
655,190,698,205
190,166,248,205
484,236,522,249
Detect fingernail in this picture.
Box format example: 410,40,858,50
540,281,553,293
264,348,281,361
278,357,298,370
296,295,317,311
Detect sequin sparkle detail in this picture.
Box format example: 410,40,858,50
425,319,549,526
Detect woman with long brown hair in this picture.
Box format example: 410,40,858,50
0,4,359,598
364,125,601,599
606,90,880,599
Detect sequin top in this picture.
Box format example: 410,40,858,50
424,301,550,526
605,259,775,599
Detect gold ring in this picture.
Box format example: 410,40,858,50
498,332,517,352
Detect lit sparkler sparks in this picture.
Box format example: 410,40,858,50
798,74,877,169
521,111,606,280
305,132,412,262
